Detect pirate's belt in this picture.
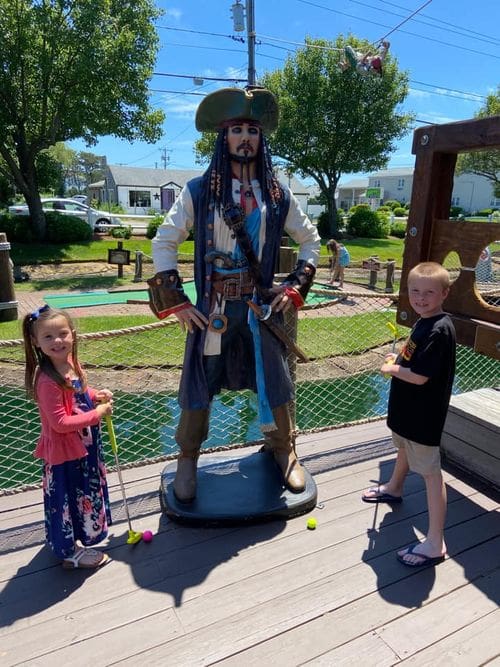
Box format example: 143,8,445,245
211,271,255,300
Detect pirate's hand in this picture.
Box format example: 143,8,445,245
176,305,208,333
268,285,302,313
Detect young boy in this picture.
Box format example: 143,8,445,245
362,262,456,568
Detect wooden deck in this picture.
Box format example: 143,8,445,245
1,420,499,666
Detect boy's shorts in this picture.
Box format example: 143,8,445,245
392,432,441,475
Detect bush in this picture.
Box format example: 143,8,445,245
0,213,35,243
111,225,132,239
384,200,402,211
316,210,344,239
347,208,390,238
393,207,407,217
377,205,391,213
45,212,92,243
475,208,493,217
390,221,407,238
450,206,463,218
146,214,164,240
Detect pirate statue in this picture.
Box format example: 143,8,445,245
148,87,320,503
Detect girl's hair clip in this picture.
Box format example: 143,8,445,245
29,304,50,322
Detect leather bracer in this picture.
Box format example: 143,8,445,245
147,270,191,320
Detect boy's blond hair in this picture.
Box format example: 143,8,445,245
408,262,451,290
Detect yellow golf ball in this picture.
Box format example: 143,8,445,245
307,517,317,530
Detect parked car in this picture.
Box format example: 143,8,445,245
8,198,123,232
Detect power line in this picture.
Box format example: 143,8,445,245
153,72,247,82
374,0,499,43
294,0,500,60
344,0,499,47
149,88,206,96
157,24,245,43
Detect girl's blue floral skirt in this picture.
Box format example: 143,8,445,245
42,422,112,560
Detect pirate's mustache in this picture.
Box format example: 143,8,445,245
237,142,254,153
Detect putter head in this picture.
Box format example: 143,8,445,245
126,530,143,544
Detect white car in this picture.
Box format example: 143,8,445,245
8,198,123,232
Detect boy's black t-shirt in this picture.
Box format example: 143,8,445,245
387,313,456,447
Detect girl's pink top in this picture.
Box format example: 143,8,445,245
33,373,101,465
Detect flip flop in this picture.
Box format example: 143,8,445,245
397,543,446,568
361,487,403,504
62,548,111,570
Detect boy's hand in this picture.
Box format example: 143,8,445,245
381,353,398,377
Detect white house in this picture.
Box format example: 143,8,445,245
337,167,499,213
89,165,311,215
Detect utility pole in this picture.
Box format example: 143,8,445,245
246,0,256,86
160,147,169,169
231,1,256,87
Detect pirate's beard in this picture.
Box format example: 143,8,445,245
230,150,257,183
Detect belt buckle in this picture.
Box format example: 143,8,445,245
223,277,241,300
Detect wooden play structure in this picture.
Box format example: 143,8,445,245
398,115,500,360
399,114,500,489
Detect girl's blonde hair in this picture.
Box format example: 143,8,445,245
326,239,339,255
22,306,87,400
408,262,451,290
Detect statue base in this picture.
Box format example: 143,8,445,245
159,450,317,526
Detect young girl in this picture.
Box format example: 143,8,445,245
326,239,339,285
337,242,350,289
23,305,113,569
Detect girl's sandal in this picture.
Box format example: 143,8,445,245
62,547,110,570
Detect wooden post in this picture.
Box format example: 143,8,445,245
279,247,297,274
385,259,395,293
134,251,143,282
368,255,379,290
0,233,18,322
117,241,123,278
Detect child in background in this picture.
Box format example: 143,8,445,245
23,305,113,569
326,239,339,285
362,262,456,568
336,243,350,288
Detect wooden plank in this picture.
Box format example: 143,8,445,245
377,570,500,659
164,533,500,667
475,323,500,361
447,389,500,431
398,609,500,665
301,631,399,665
1,474,495,662
1,420,498,666
412,116,500,154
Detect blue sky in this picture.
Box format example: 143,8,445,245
70,0,499,184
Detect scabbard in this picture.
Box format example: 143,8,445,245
247,301,309,363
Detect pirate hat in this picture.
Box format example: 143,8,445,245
195,87,279,132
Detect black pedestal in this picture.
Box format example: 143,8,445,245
159,450,317,526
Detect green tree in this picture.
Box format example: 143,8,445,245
0,0,164,238
262,36,413,235
456,88,500,199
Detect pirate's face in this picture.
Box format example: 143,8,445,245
227,122,261,160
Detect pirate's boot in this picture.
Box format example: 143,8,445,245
263,403,305,493
173,408,210,502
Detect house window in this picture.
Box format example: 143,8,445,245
451,196,460,206
397,178,405,189
490,197,500,207
373,179,380,187
129,190,151,208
